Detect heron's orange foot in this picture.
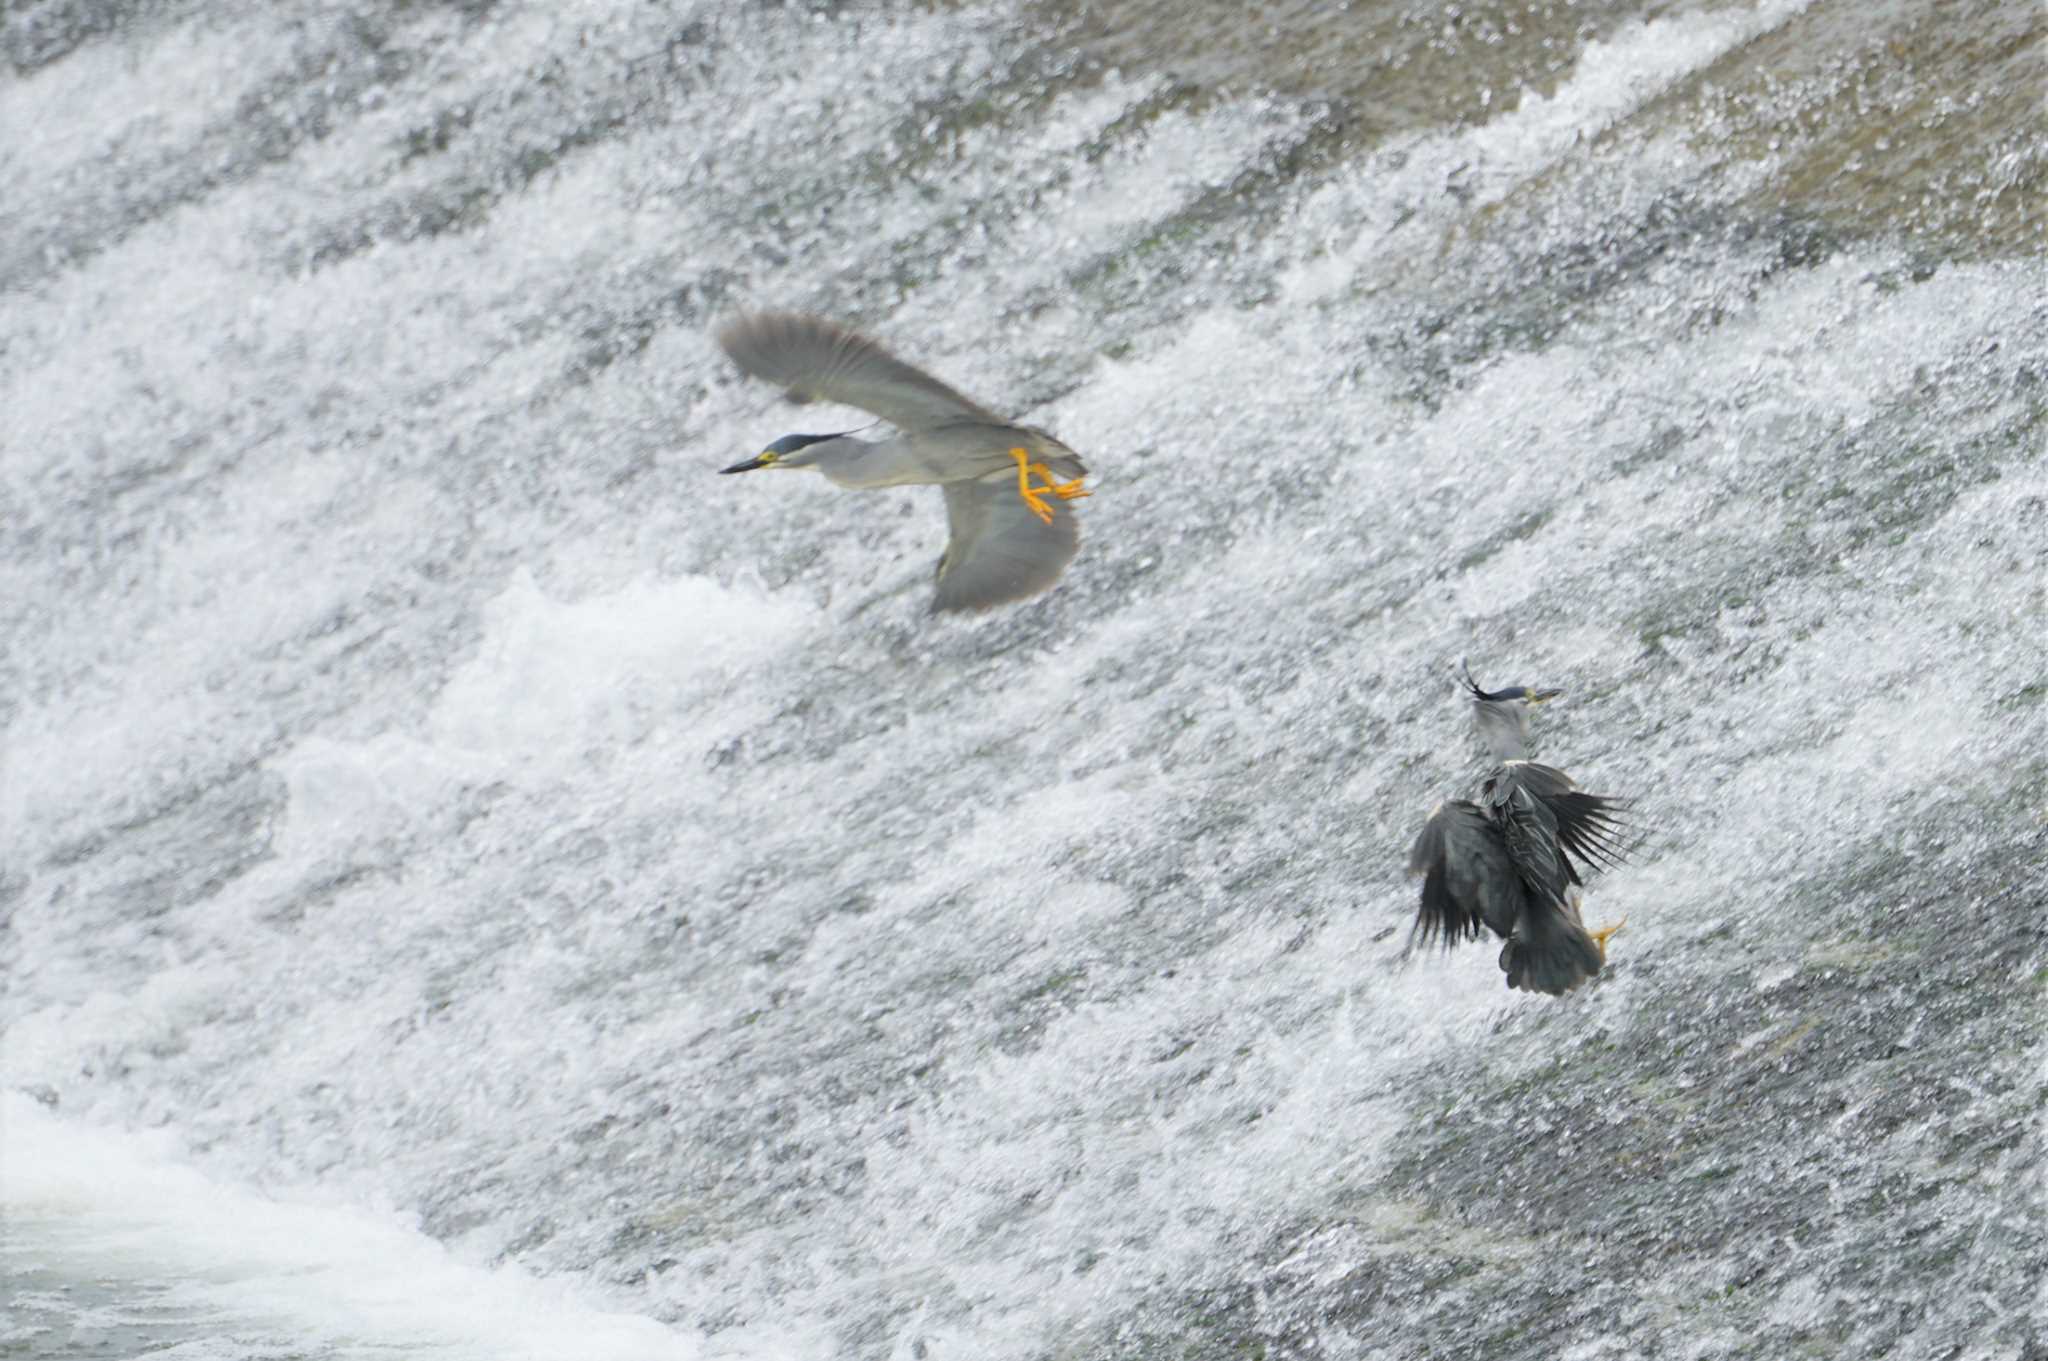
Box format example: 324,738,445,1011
1051,475,1090,503
1010,447,1060,525
1589,917,1627,959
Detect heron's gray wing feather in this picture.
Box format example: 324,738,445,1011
1492,780,1572,907
932,473,1080,613
717,312,999,429
914,421,1088,483
1409,801,1522,947
1501,761,1638,881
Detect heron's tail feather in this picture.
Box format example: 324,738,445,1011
1498,899,1605,996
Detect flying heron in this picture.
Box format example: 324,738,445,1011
715,312,1091,613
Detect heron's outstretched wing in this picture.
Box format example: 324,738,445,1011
1407,800,1524,948
932,472,1081,613
717,312,999,429
1499,760,1637,882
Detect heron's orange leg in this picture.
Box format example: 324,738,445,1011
1589,917,1627,960
1009,447,1059,525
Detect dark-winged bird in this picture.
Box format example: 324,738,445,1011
1407,664,1636,995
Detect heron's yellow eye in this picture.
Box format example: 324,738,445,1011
759,450,779,464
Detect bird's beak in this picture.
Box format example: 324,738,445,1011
1529,687,1564,704
720,453,773,474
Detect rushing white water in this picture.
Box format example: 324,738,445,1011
3,1,2043,1357
2,1092,718,1359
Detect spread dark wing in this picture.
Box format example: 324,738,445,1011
716,312,999,429
932,471,1081,613
1500,760,1637,882
1407,800,1524,948
1495,781,1573,908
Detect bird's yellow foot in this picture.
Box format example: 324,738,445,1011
1050,474,1090,503
1010,447,1059,525
1589,917,1627,960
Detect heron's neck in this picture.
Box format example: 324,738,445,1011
805,436,868,461
810,435,914,489
1474,700,1531,762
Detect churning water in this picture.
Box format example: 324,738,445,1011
2,1,2043,1357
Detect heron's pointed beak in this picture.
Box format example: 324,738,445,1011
1529,687,1564,703
720,454,773,474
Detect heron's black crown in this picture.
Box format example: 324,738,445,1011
765,431,848,456
1458,662,1526,703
